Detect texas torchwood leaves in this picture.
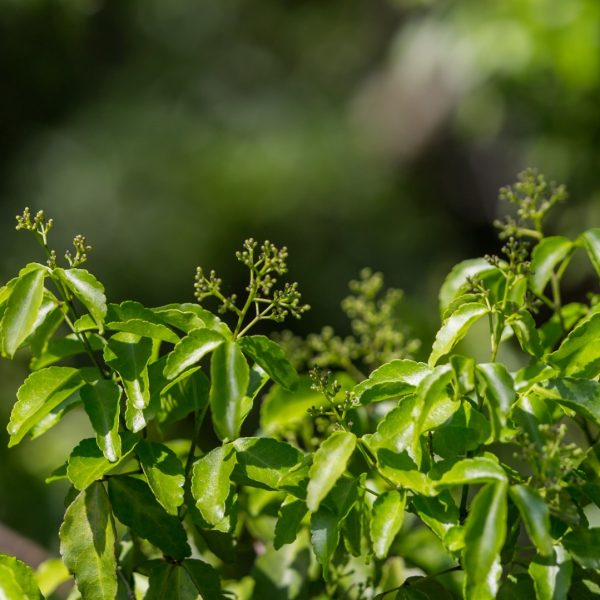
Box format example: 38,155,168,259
2,174,600,599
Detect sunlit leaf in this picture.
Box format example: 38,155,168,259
163,328,224,380
370,490,406,559
529,236,574,295
0,554,42,600
509,485,553,558
238,334,298,389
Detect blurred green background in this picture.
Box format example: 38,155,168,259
1,0,600,556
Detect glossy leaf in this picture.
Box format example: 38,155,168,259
509,485,553,558
232,437,304,490
534,377,600,427
106,300,180,343
411,492,459,540
463,482,508,600
529,236,574,295
438,258,497,314
274,495,308,549
529,546,572,600
146,559,221,600
432,401,490,458
163,328,225,380
434,456,507,488
579,227,600,278
510,310,543,358
108,475,191,559
209,340,250,441
563,527,600,569
476,363,516,441
7,366,83,446
67,434,138,490
548,313,600,378
54,267,107,331
1,265,46,357
0,554,42,599
27,295,64,358
370,490,406,559
30,332,105,370
104,332,152,431
353,359,430,404
310,505,339,580
238,334,298,389
136,439,185,515
307,430,356,512
191,443,237,531
59,482,118,600
81,380,122,463
429,302,488,367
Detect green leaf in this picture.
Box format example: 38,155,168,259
191,443,237,532
27,294,65,358
181,559,222,600
549,313,600,378
54,267,107,331
0,554,42,599
108,475,191,560
59,482,118,600
156,369,210,427
529,236,574,295
438,258,497,315
146,559,221,600
30,332,105,370
232,437,304,490
529,546,572,600
274,495,308,549
34,558,71,597
260,376,325,434
353,359,430,405
106,300,180,343
238,334,298,389
429,302,488,367
579,228,600,278
209,341,250,441
411,492,459,540
370,490,406,559
509,485,553,558
307,430,356,512
163,328,225,380
432,401,490,458
510,311,543,358
434,456,507,489
81,380,122,463
152,306,206,333
67,434,138,490
310,505,339,580
463,482,508,600
104,332,153,431
563,527,600,569
476,363,516,441
7,366,83,446
1,265,46,357
534,377,600,428
136,440,185,516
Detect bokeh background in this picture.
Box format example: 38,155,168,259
2,0,600,557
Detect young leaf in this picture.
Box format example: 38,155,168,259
509,485,553,558
463,482,508,600
163,328,225,380
529,236,574,295
191,443,237,531
307,430,356,512
67,434,138,490
1,265,46,357
209,341,250,441
529,546,572,600
108,476,191,560
353,359,430,405
59,481,118,600
81,379,122,463
54,267,107,331
0,554,42,599
579,227,600,278
370,490,406,559
310,505,340,581
429,302,488,367
274,495,308,549
476,363,516,441
104,332,152,431
238,334,298,389
434,456,507,489
548,313,600,378
7,366,83,447
106,300,180,344
232,437,304,490
136,440,185,516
